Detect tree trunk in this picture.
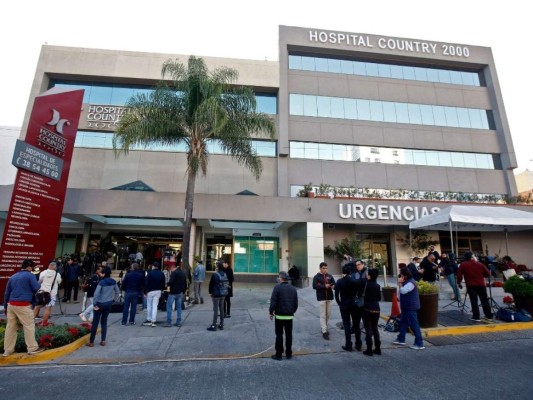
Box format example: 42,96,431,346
181,169,196,275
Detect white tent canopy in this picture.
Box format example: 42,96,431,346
409,205,533,254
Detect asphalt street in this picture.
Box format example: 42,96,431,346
1,337,532,400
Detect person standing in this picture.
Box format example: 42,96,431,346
362,269,381,356
192,259,206,304
440,252,461,301
63,257,81,303
165,264,187,327
457,251,493,322
419,254,438,283
33,261,62,327
393,268,425,350
207,262,228,331
121,263,145,325
428,245,440,263
79,265,103,322
269,271,298,360
351,259,367,350
87,267,120,347
143,262,166,327
406,257,421,282
222,261,234,318
312,262,335,340
334,265,357,352
3,259,44,356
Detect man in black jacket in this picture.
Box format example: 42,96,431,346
334,265,358,352
164,264,187,327
269,271,298,360
312,262,335,340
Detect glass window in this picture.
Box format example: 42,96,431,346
110,87,133,105
414,67,428,81
390,65,403,79
369,100,384,122
303,95,318,117
289,94,303,116
467,108,482,129
256,94,277,114
331,144,347,161
407,104,422,125
402,66,416,80
378,64,391,78
395,102,410,124
330,97,345,119
340,60,354,75
89,84,112,104
319,143,333,160
315,58,329,72
425,151,440,166
254,141,276,157
438,69,451,84
432,106,447,127
460,72,475,86
426,68,440,83
472,73,481,86
463,153,477,168
456,108,471,128
343,98,358,119
317,96,331,118
365,63,379,77
419,105,435,125
356,99,371,120
412,150,427,165
475,153,491,169
288,55,302,70
305,142,319,159
480,111,490,130
301,56,316,71
444,106,459,127
449,71,463,85
353,62,366,76
382,102,397,123
451,153,465,168
290,142,305,158
403,149,414,164
328,59,342,73
438,152,453,167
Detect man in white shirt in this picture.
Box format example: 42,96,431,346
33,261,62,326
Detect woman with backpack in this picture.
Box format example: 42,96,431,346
207,262,228,331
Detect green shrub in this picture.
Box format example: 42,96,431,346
417,279,439,294
503,275,533,297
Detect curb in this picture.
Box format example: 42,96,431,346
422,321,533,337
0,333,91,366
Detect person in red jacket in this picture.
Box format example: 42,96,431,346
457,251,493,322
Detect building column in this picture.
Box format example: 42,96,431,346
188,220,196,268
306,222,324,278
81,222,92,255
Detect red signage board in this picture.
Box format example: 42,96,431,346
0,88,84,302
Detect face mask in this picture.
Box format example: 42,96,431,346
415,263,420,267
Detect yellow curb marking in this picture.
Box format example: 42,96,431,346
422,321,533,337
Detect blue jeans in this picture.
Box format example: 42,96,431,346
90,302,112,343
122,292,140,324
397,310,423,347
166,293,182,325
446,273,461,300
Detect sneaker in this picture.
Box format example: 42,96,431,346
28,347,45,355
142,321,152,326
286,355,293,360
72,300,80,304
470,317,482,322
207,325,217,331
79,313,87,322
271,354,283,361
225,314,231,318
174,323,182,327
392,341,407,345
342,345,353,352
409,345,425,350
121,322,127,326
129,322,135,325
218,324,224,330
2,352,14,357
163,323,172,327
322,332,329,340
151,322,157,327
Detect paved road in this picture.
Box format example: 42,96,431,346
1,337,532,399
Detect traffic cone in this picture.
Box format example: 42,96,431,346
390,293,401,318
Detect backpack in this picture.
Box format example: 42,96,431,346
496,307,532,322
384,316,400,332
216,272,229,297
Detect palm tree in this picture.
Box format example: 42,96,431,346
113,56,275,272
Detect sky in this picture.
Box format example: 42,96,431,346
1,0,531,171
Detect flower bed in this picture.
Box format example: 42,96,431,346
0,319,91,353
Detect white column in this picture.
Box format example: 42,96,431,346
306,222,324,278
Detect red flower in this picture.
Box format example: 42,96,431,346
39,334,54,349
503,295,514,304
80,322,92,329
67,327,79,337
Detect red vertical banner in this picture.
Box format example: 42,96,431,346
0,88,84,302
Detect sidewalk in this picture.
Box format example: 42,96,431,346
1,278,532,365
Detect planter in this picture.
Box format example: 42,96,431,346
512,295,533,315
307,192,315,198
418,293,439,328
382,287,397,302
